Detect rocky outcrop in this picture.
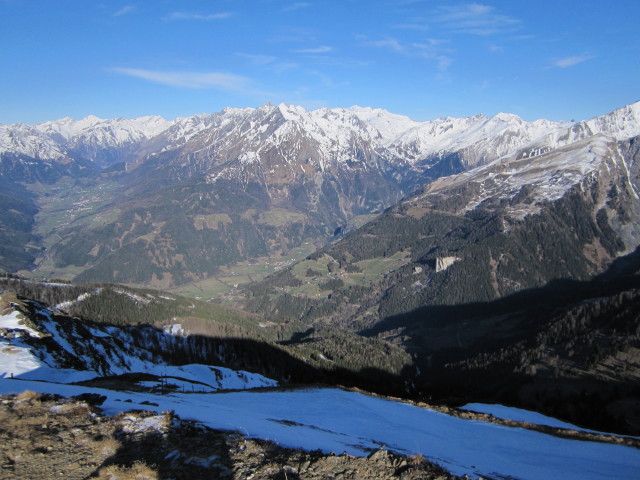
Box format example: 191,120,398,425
435,256,460,273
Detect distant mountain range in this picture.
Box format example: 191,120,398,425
2,102,639,288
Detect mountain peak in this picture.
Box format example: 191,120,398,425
492,112,522,123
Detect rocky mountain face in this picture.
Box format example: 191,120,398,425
1,102,639,288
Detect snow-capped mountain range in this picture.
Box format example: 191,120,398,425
2,101,640,210
2,101,640,287
3,101,639,168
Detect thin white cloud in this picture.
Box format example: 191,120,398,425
164,11,233,21
307,70,344,88
294,46,333,54
412,40,453,71
113,5,135,17
268,26,318,45
272,62,300,73
283,2,311,12
433,3,520,36
486,43,504,53
360,35,452,72
362,36,406,54
110,68,255,93
553,55,594,68
234,54,300,74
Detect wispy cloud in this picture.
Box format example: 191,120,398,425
272,62,300,73
486,43,504,53
359,35,452,72
113,5,135,17
164,11,233,22
361,36,406,54
283,2,311,12
268,26,318,45
110,68,256,93
235,53,300,74
552,55,594,68
412,39,453,71
294,45,333,54
307,70,347,88
432,3,521,36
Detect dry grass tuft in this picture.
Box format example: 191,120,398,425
15,390,41,404
95,461,158,480
94,436,121,457
49,401,92,418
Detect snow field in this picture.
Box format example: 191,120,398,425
0,380,637,480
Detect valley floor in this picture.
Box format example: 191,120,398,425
0,380,638,480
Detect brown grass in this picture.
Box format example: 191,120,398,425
94,436,122,457
95,461,158,480
15,390,41,404
50,401,92,418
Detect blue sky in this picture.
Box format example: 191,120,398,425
1,0,639,124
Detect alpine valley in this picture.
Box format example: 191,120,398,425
2,101,640,478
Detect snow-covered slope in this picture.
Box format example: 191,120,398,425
348,106,421,144
0,295,277,391
0,122,68,160
582,101,640,141
0,380,637,480
388,112,570,167
34,115,173,165
461,403,640,436
0,115,172,163
35,115,171,143
152,103,386,172
417,134,638,219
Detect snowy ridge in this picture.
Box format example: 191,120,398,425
157,113,219,150
35,114,172,144
0,122,68,160
389,112,571,166
165,101,640,183
0,114,172,162
348,106,421,144
583,101,640,141
417,134,630,218
2,101,640,169
0,297,277,391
